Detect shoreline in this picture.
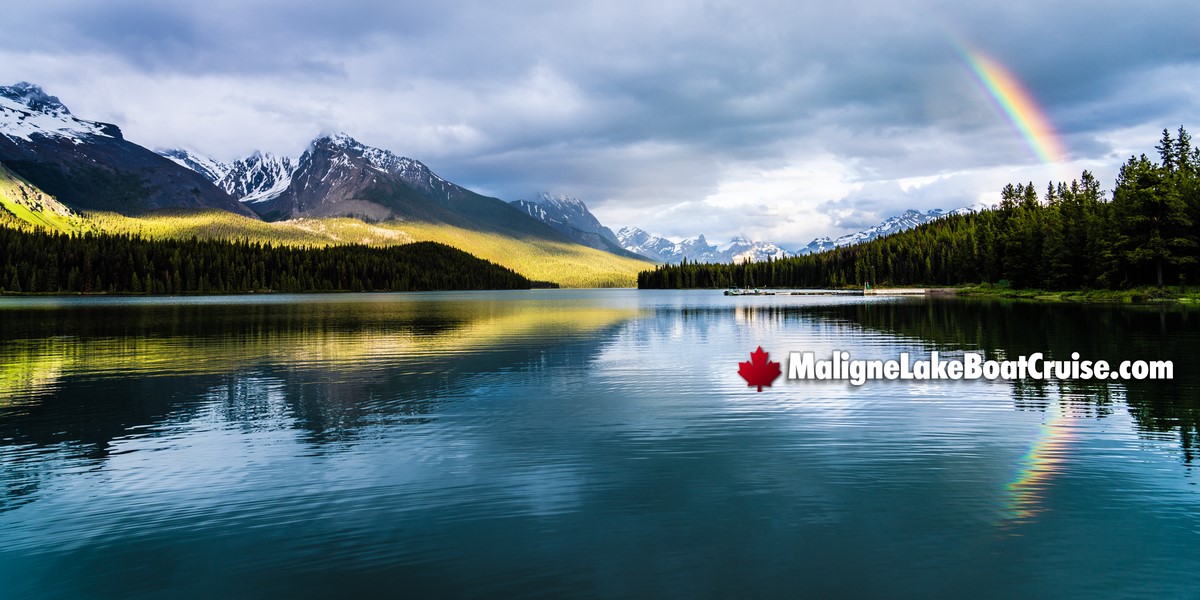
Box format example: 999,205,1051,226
3,285,1197,304
709,284,1200,305
954,284,1200,304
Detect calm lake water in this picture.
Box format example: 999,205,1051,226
1,290,1198,598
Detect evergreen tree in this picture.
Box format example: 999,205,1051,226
1112,154,1195,286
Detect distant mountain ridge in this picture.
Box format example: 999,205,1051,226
0,82,255,217
616,208,972,263
795,208,973,255
616,228,789,263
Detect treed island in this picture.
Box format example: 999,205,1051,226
641,127,1200,297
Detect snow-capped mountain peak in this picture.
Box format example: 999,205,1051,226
158,148,231,183
534,192,587,211
218,152,296,204
616,227,682,262
1,82,69,115
0,81,118,143
617,228,781,263
720,236,789,263
309,133,448,189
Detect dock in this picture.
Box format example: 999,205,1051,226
723,287,948,297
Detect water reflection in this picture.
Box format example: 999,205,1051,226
1001,403,1076,526
0,292,639,514
1,291,1198,598
816,298,1200,465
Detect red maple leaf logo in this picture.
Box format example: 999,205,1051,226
738,346,781,392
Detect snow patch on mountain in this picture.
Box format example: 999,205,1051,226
158,148,230,183
321,133,443,185
513,193,618,240
219,152,296,204
0,82,117,143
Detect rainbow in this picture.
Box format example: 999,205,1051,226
999,404,1075,527
958,46,1069,166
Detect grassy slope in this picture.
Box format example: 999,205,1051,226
89,211,414,247
81,210,651,288
396,222,650,288
0,162,89,233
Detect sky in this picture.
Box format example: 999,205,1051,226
2,0,1198,248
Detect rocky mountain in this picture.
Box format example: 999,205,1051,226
721,236,791,263
217,152,295,204
510,193,646,259
158,148,297,205
158,147,229,183
0,82,255,217
615,227,683,262
616,228,788,263
795,208,972,255
253,133,567,241
617,227,722,262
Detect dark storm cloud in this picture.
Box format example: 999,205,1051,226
2,0,1198,241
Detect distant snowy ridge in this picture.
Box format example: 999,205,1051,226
617,207,973,263
795,208,973,255
616,228,788,264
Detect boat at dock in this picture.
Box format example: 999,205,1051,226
723,287,940,297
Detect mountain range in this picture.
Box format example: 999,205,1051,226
508,194,963,264
163,133,575,244
612,209,971,263
0,82,575,244
0,82,255,217
613,228,789,263
0,80,972,285
0,82,654,287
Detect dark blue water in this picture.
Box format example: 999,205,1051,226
1,290,1198,598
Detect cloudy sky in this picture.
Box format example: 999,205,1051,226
3,0,1198,247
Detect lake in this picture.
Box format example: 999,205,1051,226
1,290,1198,598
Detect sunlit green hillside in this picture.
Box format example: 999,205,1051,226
0,162,89,233
395,222,651,288
89,211,415,247
38,210,650,288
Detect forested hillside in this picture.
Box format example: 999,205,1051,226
0,227,542,294
640,127,1200,290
